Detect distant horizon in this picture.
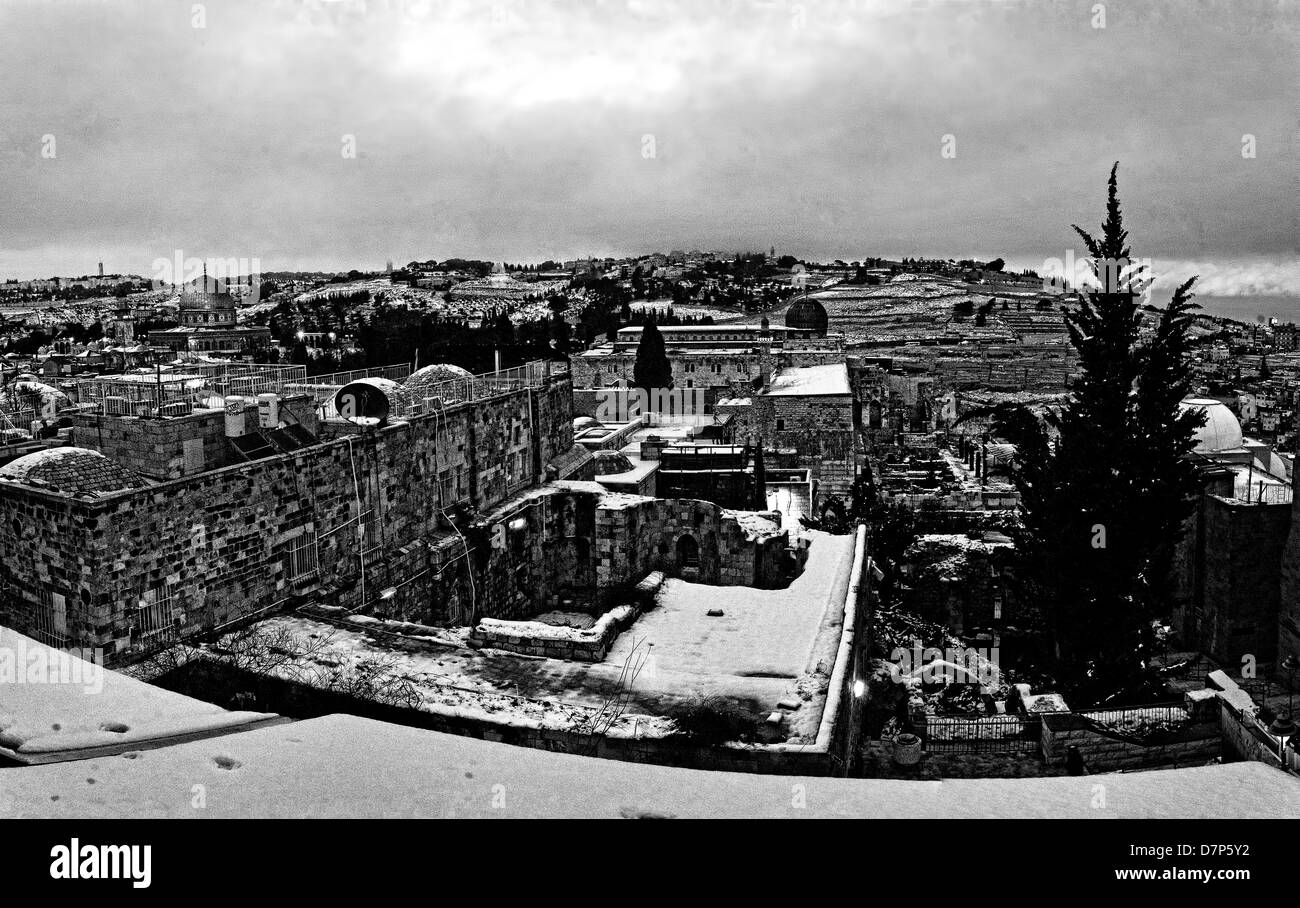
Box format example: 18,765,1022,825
3,0,1296,294
5,251,1299,302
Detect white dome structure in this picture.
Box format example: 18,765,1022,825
1180,398,1243,453
404,364,474,405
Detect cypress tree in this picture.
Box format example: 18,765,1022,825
982,163,1204,700
632,317,672,394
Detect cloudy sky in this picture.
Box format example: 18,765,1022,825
1,0,1296,293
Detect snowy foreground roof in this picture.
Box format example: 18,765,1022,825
0,628,280,764
4,712,1299,818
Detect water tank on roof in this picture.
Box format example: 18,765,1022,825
257,393,280,429
224,396,249,437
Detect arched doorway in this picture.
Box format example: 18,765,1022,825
676,534,700,571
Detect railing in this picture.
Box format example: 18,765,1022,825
920,714,1042,753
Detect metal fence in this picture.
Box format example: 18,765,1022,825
920,714,1042,753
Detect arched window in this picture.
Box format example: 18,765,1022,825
676,534,699,570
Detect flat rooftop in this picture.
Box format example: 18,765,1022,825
232,529,853,742
764,363,851,397
0,628,280,765
6,712,1298,818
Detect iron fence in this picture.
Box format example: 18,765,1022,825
920,714,1042,753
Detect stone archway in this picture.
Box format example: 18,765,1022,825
675,534,700,571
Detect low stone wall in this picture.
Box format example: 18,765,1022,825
1040,712,1220,772
470,572,664,661
859,740,1061,779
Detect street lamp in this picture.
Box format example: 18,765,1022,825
1283,654,1300,718
1268,714,1296,760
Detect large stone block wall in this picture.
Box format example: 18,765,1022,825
571,350,769,397
69,394,322,481
0,485,98,645
1278,435,1300,663
0,377,575,662
1198,495,1289,665
756,393,860,497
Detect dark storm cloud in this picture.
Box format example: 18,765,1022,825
0,0,1296,290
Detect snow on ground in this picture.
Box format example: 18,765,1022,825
230,531,855,742
606,529,855,737
763,363,851,397
0,628,277,763
4,713,1298,818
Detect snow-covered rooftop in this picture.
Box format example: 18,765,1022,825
5,712,1298,818
0,627,279,764
764,363,851,397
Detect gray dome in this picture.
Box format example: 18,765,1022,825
0,447,147,496
785,296,828,335
592,450,634,475
404,364,474,404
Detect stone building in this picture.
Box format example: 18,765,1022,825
0,357,797,665
148,275,272,354
1172,399,1293,666
0,361,584,661
752,363,863,500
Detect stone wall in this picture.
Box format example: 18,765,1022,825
1278,413,1300,662
69,394,321,481
594,498,788,595
755,392,860,498
1039,712,1221,772
0,375,576,662
1198,495,1289,665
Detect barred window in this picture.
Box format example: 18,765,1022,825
283,531,319,581
135,584,173,639
35,590,69,647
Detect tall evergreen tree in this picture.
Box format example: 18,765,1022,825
981,164,1203,700
632,317,673,393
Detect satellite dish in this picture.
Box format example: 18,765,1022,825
334,378,402,423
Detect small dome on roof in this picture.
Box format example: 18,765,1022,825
2,380,71,413
591,450,634,475
0,447,148,495
573,416,603,431
785,296,828,335
404,364,474,403
1180,398,1243,453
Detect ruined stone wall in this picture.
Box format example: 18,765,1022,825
594,498,787,595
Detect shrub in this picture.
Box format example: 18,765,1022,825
669,695,761,745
